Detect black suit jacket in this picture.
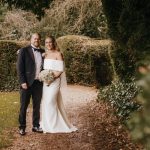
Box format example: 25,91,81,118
17,45,45,86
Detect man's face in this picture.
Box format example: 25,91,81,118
31,34,40,48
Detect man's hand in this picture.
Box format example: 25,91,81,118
21,83,28,89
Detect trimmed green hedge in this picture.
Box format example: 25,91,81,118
0,40,28,91
110,43,137,81
57,35,114,86
0,36,122,90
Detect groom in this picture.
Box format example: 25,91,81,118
17,33,45,135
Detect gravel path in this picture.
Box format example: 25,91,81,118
4,85,98,150
3,85,142,150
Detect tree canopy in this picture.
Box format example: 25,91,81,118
102,0,150,59
0,0,53,19
33,0,107,38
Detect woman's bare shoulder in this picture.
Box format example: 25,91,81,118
56,51,63,60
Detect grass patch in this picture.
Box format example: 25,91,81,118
0,92,19,149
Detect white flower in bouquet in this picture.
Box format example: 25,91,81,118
38,69,54,85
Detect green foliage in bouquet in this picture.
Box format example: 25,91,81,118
98,79,141,122
57,35,114,86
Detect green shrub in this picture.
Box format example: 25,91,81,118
33,0,108,39
101,0,150,56
57,35,114,86
0,40,27,91
98,79,141,121
0,10,38,40
127,73,150,149
101,1,150,148
111,43,137,81
0,37,115,90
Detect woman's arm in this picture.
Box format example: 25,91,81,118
53,52,64,79
53,71,63,79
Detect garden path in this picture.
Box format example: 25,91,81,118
4,85,141,150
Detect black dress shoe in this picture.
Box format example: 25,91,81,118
19,129,26,136
32,127,43,133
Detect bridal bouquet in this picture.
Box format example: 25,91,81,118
38,69,54,86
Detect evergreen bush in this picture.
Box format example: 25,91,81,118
111,43,137,81
57,35,114,86
101,0,150,60
33,0,108,39
102,1,150,148
0,40,27,91
98,79,141,122
0,37,114,90
127,73,150,149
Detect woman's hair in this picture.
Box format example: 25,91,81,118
45,35,59,51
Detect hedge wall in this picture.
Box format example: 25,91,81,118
110,43,137,81
0,36,116,91
57,35,114,87
0,40,28,91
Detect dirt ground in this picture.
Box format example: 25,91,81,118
3,85,142,150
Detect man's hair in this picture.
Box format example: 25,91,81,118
31,33,41,39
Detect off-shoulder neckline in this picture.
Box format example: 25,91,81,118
44,58,63,62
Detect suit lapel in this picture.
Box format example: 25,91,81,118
27,46,45,70
27,46,35,63
39,49,45,70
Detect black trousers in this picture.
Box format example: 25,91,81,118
19,80,43,130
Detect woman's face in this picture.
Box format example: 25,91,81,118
45,38,53,50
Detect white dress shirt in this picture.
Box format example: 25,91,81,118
31,44,42,79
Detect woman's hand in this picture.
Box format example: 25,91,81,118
53,71,63,79
42,53,46,57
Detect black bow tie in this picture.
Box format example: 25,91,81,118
32,47,40,52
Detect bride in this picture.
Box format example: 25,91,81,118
40,36,77,133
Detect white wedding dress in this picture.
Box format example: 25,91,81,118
40,59,77,133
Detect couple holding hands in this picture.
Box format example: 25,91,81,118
17,33,77,135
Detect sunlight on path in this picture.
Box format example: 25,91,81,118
4,85,98,150
63,85,98,125
64,85,97,106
